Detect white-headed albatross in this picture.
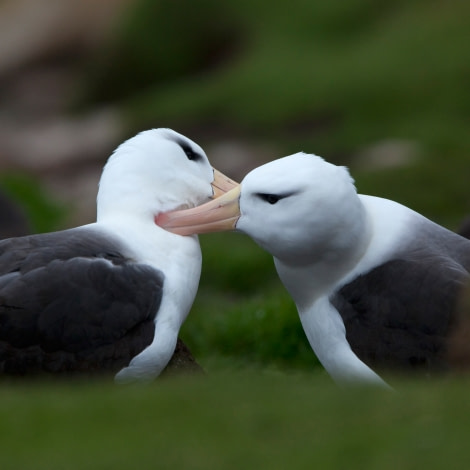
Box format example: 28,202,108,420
157,153,470,387
0,128,237,382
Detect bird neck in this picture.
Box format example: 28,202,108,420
274,199,373,310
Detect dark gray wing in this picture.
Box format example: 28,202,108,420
331,224,470,374
0,229,164,376
331,259,463,373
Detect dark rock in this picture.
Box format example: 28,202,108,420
163,339,205,377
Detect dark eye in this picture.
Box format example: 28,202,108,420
258,193,281,205
177,140,202,162
184,148,198,161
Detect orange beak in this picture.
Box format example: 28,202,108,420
156,185,242,236
211,168,238,198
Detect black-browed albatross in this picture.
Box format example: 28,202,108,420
0,128,237,382
157,152,470,387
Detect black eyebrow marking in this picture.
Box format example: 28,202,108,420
256,191,298,204
174,138,203,162
257,193,281,204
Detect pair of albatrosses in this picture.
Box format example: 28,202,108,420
2,129,469,386
158,152,470,387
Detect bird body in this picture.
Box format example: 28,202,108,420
0,128,236,381
158,153,470,386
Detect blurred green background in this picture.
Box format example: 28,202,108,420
1,0,470,467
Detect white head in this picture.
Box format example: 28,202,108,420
237,153,367,265
96,128,235,222
157,152,369,267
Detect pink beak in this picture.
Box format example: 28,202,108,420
156,185,242,236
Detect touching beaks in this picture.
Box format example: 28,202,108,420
156,185,242,236
211,168,239,198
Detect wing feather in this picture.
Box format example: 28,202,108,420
0,229,164,375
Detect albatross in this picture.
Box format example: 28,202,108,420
157,152,470,387
0,128,236,382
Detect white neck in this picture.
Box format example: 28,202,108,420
96,169,157,223
274,196,373,309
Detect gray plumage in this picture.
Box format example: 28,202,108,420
0,229,163,375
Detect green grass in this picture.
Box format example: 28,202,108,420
1,374,470,470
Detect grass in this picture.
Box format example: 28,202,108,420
1,373,470,470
